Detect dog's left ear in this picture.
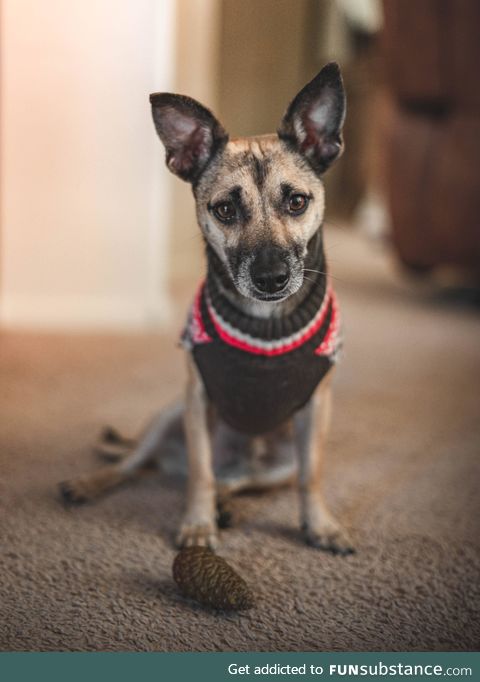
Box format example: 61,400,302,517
278,62,346,174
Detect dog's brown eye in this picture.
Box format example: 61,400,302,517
288,194,308,215
213,201,237,223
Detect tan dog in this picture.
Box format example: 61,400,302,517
60,62,354,555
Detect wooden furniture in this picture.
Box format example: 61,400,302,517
382,0,480,273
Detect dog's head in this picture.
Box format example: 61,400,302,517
150,63,345,302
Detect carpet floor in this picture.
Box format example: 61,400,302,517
1,227,479,651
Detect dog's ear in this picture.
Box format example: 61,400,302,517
149,93,228,183
278,62,346,174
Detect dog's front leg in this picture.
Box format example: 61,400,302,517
295,376,354,555
176,354,218,549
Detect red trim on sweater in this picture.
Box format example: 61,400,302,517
184,281,341,359
207,289,333,356
190,283,212,344
314,288,340,356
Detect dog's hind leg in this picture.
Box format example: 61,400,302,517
59,401,183,505
295,375,355,555
93,426,137,462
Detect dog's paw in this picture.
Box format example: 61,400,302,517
302,522,355,556
176,522,219,550
59,479,90,506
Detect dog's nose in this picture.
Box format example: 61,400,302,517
250,249,290,295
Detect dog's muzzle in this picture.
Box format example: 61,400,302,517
250,247,290,297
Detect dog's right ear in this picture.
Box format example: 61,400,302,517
149,93,228,183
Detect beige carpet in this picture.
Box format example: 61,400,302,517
1,227,479,651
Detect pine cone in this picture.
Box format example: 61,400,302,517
173,547,254,611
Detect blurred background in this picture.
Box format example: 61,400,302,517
1,0,479,330
1,0,479,653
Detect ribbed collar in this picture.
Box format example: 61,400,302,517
205,230,328,343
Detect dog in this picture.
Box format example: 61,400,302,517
60,62,354,555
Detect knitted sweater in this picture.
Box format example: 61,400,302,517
181,254,342,436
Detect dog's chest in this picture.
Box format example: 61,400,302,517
181,281,342,435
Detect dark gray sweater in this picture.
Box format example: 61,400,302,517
181,241,342,435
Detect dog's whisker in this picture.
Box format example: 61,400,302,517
303,268,328,276
181,232,204,244
303,268,348,285
324,219,349,231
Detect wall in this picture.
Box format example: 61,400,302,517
0,0,175,329
218,0,313,136
168,0,222,293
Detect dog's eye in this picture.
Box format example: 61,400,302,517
288,194,308,215
213,201,237,223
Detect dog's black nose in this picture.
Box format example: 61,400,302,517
250,249,290,295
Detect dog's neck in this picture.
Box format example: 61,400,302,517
205,228,327,327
